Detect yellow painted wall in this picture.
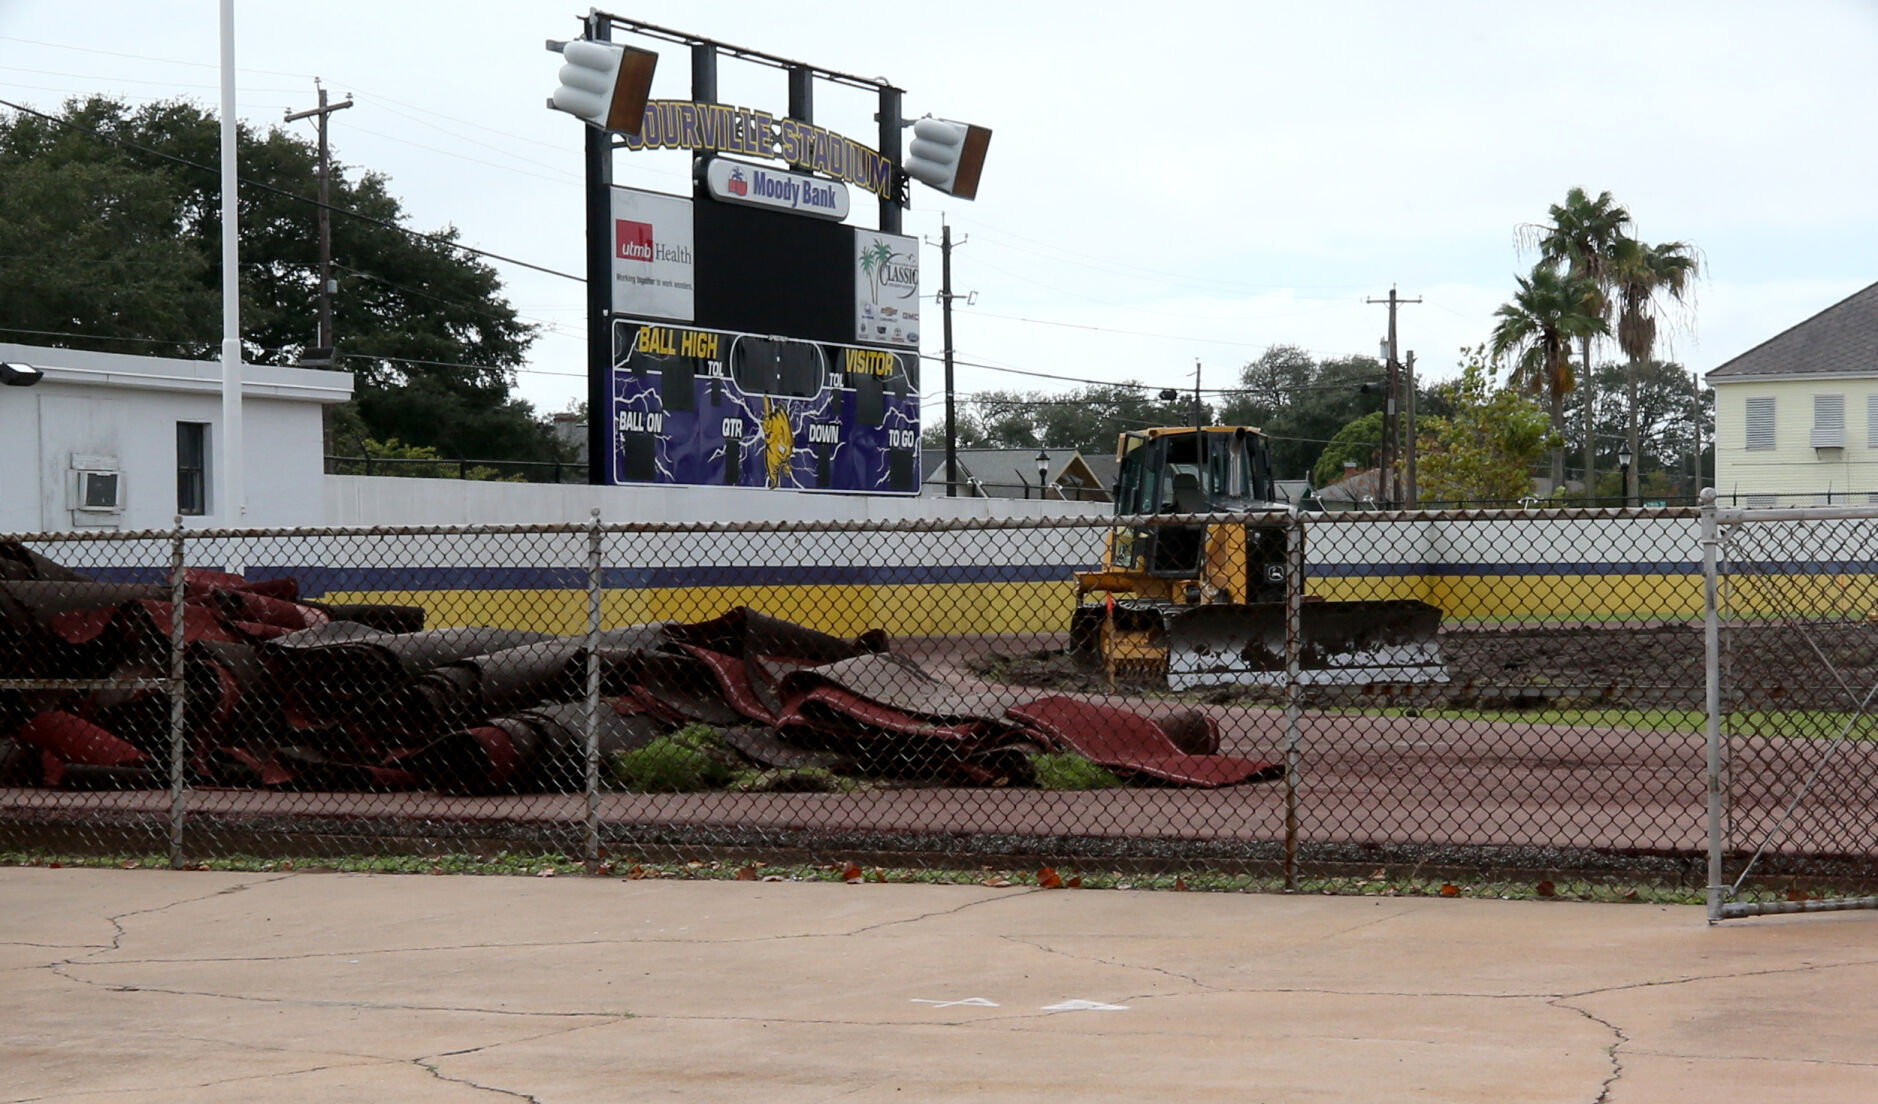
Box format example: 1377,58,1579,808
321,570,1772,637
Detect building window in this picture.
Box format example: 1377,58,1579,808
1744,397,1776,451
1867,395,1878,447
1811,394,1845,448
177,422,208,515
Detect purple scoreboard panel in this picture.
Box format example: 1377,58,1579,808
608,320,920,494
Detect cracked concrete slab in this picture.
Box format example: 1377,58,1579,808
9,867,1878,1101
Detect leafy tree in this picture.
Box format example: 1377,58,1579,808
327,438,524,481
919,408,989,451
1610,237,1700,502
1531,188,1631,492
1311,411,1385,488
1416,346,1556,504
0,96,565,465
1489,264,1607,491
1217,344,1316,425
945,384,1193,453
1560,359,1712,500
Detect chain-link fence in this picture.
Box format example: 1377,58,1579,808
0,503,1837,905
1708,501,1878,920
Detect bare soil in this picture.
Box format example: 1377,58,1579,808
971,619,1878,714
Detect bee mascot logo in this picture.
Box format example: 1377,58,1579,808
761,399,793,489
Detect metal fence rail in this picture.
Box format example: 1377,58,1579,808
0,501,1845,908
1706,497,1878,920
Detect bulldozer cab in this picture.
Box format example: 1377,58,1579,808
1112,427,1278,577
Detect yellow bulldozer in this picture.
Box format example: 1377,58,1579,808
1069,425,1447,689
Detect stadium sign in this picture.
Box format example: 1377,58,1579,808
619,99,894,199
703,158,849,221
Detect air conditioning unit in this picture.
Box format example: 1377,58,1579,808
68,454,125,515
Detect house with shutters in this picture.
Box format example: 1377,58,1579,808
1706,280,1878,506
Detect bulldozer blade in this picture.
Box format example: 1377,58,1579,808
1165,599,1448,690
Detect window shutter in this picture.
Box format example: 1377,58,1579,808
1867,394,1878,447
1744,397,1776,451
1811,394,1845,447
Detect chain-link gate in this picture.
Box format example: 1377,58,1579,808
1707,495,1878,921
0,506,1752,901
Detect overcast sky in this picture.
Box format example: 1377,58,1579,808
4,1,1875,421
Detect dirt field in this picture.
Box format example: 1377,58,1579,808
969,618,1878,714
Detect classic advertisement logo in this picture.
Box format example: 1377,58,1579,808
854,230,918,348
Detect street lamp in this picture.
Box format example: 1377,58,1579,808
1035,448,1050,500
1617,441,1633,507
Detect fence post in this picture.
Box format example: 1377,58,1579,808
1701,487,1725,923
1283,508,1305,892
167,517,188,870
583,508,604,874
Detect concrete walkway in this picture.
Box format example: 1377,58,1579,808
6,868,1878,1102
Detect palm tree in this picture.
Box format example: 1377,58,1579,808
1490,265,1609,492
1534,188,1631,497
1610,237,1700,504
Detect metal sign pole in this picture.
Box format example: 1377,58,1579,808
584,15,614,486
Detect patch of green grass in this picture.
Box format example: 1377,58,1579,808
1030,752,1124,790
730,767,852,793
1348,706,1878,740
610,723,736,792
0,849,1712,904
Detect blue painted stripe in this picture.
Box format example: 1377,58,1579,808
35,559,1852,595
1315,561,1704,578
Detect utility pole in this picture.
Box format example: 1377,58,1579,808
1404,350,1418,507
285,81,352,356
1192,358,1203,427
936,221,967,495
1367,286,1421,507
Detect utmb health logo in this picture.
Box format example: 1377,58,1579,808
615,220,693,265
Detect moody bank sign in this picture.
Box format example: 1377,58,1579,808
702,158,849,221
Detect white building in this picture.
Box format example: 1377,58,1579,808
0,342,351,532
1707,280,1878,506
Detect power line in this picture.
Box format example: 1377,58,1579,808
0,34,314,78
0,97,583,283
962,308,1360,358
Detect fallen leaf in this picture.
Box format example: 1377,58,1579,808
595,861,615,876
872,868,887,884
842,862,864,884
1173,876,1189,892
1787,887,1812,902
1620,888,1639,900
1038,867,1064,889
982,877,1013,888
735,865,759,881
686,860,704,869
1536,880,1556,898
1066,876,1083,888
536,867,557,878
761,875,785,882
626,864,647,880
1440,883,1460,896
